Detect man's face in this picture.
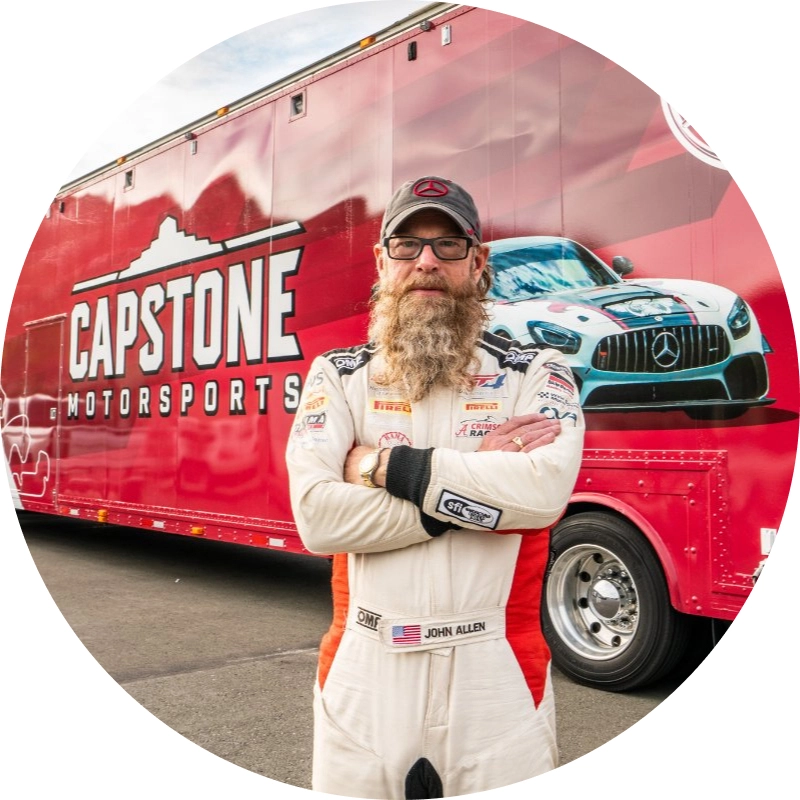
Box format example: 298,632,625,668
373,209,488,296
368,208,490,401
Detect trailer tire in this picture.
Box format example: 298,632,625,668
542,511,691,691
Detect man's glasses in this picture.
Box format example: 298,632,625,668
383,236,472,261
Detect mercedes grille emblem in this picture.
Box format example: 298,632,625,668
651,331,681,369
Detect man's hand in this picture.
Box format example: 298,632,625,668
477,413,561,453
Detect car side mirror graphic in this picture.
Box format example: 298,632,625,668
612,256,634,276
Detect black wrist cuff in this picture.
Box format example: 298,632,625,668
385,446,433,507
385,446,453,538
419,512,452,538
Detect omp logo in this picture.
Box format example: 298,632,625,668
662,100,724,170
334,356,362,371
503,350,536,365
356,607,382,631
436,490,501,529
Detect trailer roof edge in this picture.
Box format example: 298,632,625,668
59,3,460,194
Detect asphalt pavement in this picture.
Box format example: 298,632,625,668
18,512,696,791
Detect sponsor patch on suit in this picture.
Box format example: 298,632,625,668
436,490,501,529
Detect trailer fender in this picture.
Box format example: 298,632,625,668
565,492,685,611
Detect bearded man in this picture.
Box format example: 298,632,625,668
286,176,585,799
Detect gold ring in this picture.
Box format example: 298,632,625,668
512,436,524,449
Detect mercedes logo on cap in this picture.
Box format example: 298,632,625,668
651,331,680,369
413,179,449,197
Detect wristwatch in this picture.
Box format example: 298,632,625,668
358,447,386,488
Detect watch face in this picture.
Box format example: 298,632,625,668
359,452,378,475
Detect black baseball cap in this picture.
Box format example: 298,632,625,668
380,176,482,242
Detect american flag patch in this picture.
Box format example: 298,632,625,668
392,625,422,645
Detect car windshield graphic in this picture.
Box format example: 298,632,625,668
488,241,619,301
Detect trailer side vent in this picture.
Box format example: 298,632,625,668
408,41,417,61
124,170,134,191
290,91,306,119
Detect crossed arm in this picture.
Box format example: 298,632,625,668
287,354,584,555
343,412,563,487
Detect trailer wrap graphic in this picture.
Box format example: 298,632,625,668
2,3,796,689
66,217,306,420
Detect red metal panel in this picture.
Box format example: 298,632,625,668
573,449,748,618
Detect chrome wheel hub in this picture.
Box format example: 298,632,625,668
546,544,640,660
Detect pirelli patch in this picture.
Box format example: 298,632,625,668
436,490,501,530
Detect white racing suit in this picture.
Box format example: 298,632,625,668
286,331,585,799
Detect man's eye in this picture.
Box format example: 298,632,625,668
437,239,459,247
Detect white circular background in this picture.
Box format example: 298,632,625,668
1,2,796,797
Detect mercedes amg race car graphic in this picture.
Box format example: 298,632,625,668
487,237,772,414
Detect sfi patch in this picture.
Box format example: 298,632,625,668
436,490,501,529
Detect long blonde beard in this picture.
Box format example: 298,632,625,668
368,273,488,402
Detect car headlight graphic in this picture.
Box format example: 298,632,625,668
527,321,582,354
727,296,752,339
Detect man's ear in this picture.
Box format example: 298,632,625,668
473,243,490,280
374,243,388,279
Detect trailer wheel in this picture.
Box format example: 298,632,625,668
542,511,691,691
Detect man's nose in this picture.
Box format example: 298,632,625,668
415,243,440,270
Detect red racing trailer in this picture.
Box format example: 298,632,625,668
3,3,796,690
